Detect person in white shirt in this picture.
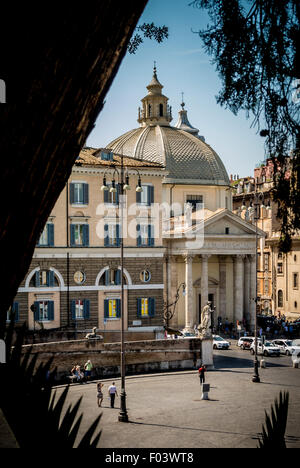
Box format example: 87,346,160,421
108,382,118,408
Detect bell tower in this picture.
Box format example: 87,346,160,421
138,63,172,127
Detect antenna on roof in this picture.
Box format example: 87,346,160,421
181,91,185,109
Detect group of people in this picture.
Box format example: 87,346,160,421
70,359,93,383
257,315,300,340
97,381,118,408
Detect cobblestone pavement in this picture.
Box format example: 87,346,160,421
53,346,300,449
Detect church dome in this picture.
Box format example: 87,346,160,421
106,68,230,186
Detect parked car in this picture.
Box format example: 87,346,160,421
237,336,255,349
250,340,280,357
272,339,300,356
212,335,230,350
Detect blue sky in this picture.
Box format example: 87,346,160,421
86,0,266,178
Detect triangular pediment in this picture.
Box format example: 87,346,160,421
203,209,265,236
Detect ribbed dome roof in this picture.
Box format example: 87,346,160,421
106,68,230,186
106,125,230,185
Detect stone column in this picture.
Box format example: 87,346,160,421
249,254,257,331
169,255,178,327
201,254,209,310
233,255,244,323
219,256,227,319
244,255,251,323
184,253,195,332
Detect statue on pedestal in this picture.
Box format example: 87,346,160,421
198,301,214,338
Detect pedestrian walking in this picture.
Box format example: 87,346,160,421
198,365,206,384
108,382,118,408
97,382,104,407
84,359,93,381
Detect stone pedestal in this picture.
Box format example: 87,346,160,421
201,338,214,368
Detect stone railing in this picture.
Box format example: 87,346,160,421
20,337,213,381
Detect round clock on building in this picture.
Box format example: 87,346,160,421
74,270,86,285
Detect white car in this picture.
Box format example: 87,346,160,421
213,335,230,350
272,339,300,356
250,340,281,357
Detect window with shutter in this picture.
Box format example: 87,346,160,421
70,182,89,205
83,299,90,319
6,302,19,322
137,298,155,317
104,299,120,319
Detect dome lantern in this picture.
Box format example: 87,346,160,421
138,63,172,127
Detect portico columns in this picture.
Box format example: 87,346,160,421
244,255,251,323
249,254,256,330
201,254,210,309
183,253,195,332
233,255,244,323
219,256,227,319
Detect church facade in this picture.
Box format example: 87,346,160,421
10,68,262,338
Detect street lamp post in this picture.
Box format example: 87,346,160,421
118,151,128,423
243,180,267,383
163,282,186,328
100,149,143,422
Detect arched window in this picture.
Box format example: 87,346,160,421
277,290,283,308
159,103,163,117
30,270,59,287
99,268,127,286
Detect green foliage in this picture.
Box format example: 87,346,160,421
128,22,169,54
258,391,289,448
0,321,101,448
190,0,300,251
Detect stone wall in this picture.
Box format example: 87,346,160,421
20,337,213,381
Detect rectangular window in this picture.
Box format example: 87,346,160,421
38,223,54,247
137,297,155,318
293,273,299,289
137,224,154,247
6,302,19,323
71,299,90,320
34,301,54,322
104,184,119,205
104,224,120,247
136,185,154,206
70,224,89,247
186,194,203,211
75,299,84,319
70,182,89,205
100,150,113,161
104,299,121,319
277,263,283,274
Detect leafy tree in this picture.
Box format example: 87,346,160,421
0,0,149,334
128,22,169,54
190,0,300,251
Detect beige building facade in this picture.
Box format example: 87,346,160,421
232,158,300,321
11,68,262,337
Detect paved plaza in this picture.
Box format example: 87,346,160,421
54,346,300,449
